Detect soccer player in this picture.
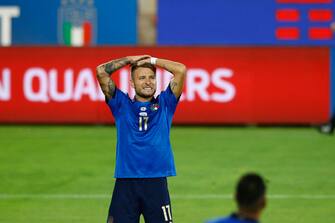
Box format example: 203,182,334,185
96,55,186,223
206,173,267,223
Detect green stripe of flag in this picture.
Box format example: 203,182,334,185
63,22,72,46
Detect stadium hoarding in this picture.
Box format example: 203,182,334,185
0,47,331,124
331,48,335,118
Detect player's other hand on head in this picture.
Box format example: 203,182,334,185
135,57,151,66
127,55,151,65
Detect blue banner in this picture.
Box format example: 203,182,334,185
0,0,137,46
158,0,335,45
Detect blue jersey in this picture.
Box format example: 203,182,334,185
206,214,259,223
107,86,179,178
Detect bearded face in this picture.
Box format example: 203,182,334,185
131,67,157,100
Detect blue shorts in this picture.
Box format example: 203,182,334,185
107,178,173,223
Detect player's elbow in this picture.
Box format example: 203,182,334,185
96,65,104,77
178,64,187,76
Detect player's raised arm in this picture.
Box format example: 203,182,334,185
96,55,150,100
136,57,187,98
157,58,187,98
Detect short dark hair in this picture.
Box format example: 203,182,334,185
236,173,266,210
130,63,156,80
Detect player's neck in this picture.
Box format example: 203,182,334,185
134,94,153,102
236,209,260,222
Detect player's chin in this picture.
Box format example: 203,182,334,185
140,90,155,98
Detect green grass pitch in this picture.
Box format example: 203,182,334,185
0,125,334,223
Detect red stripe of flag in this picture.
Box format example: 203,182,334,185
83,21,92,46
276,27,300,40
309,9,332,21
277,0,332,3
309,27,332,39
276,9,300,21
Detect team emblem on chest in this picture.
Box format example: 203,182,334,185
150,104,159,112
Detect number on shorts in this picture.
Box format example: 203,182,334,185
161,204,172,222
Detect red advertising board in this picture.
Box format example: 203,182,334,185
0,47,330,124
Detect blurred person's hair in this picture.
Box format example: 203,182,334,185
131,63,156,80
235,173,266,211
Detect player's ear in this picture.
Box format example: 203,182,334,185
129,79,135,89
260,195,266,210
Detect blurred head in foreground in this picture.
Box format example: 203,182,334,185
207,173,267,223
235,173,266,220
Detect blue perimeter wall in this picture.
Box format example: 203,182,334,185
0,0,137,45
158,0,335,46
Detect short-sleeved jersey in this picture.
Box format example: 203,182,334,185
206,214,259,223
107,86,179,178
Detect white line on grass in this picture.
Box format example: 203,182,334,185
0,194,335,200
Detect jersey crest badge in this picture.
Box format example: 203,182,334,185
150,104,159,111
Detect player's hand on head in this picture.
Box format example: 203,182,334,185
127,55,151,65
135,58,151,66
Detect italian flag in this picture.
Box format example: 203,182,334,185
63,21,92,46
